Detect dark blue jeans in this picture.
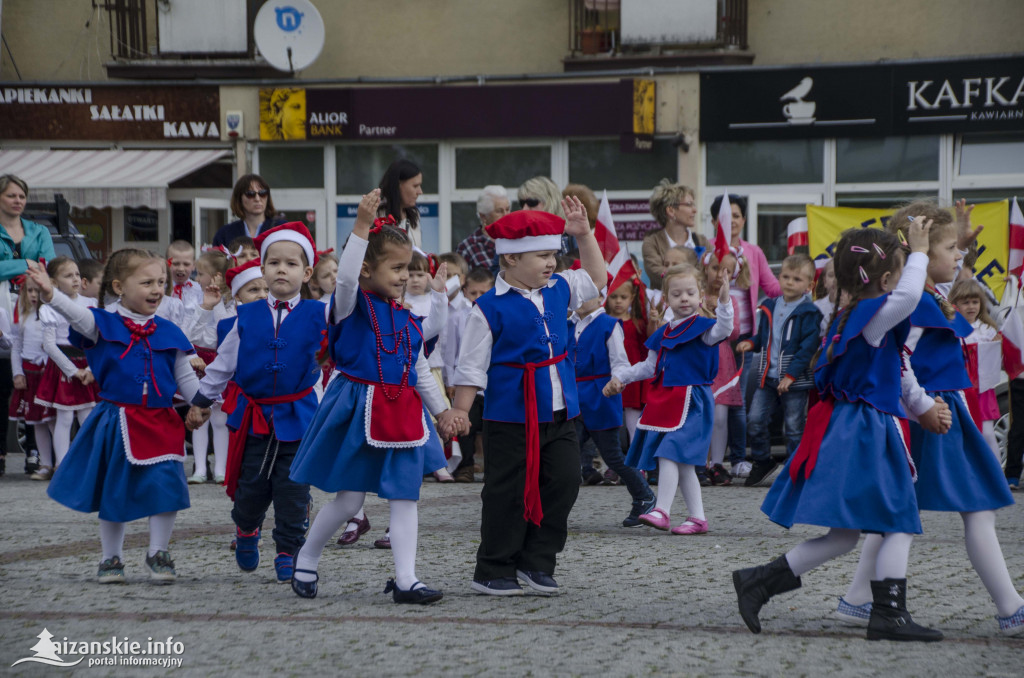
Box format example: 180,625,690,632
747,378,809,463
231,434,310,555
574,418,653,502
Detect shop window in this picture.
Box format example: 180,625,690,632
450,202,483,250
707,140,823,185
836,192,938,209
837,136,939,183
960,133,1024,175
953,188,1024,204
569,138,677,190
455,146,551,190
336,144,438,195
124,208,159,242
258,147,324,188
756,204,807,264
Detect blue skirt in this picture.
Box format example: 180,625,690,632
47,401,190,522
625,384,713,470
911,391,1014,512
762,400,922,534
289,375,446,500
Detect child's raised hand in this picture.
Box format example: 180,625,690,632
353,189,382,236
905,217,932,254
429,262,449,293
201,277,222,310
954,198,983,250
603,377,625,397
718,274,731,305
24,260,53,302
561,195,591,238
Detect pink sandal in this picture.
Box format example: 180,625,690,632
671,517,709,535
638,508,671,531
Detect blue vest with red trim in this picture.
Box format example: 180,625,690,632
476,276,579,423
572,312,622,429
815,295,909,416
230,299,323,440
70,309,192,408
908,293,973,392
645,315,719,387
329,291,423,388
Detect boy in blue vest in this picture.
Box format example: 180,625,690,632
450,197,606,596
736,253,822,487
189,222,327,583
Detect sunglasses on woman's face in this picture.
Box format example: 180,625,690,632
244,189,269,198
520,197,541,208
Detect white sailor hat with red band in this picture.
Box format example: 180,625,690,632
226,258,263,297
253,221,316,267
485,211,565,255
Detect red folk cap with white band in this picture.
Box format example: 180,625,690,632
485,211,565,255
253,221,316,267
226,259,263,297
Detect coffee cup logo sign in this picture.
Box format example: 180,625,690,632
726,76,877,132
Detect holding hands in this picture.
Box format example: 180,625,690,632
438,408,471,439
603,377,625,398
918,395,952,435
185,405,211,431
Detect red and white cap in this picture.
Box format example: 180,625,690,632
485,211,565,255
253,221,316,267
226,259,263,297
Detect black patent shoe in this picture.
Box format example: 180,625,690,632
384,578,443,605
290,547,318,599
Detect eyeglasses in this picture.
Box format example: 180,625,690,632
520,197,541,208
243,189,269,198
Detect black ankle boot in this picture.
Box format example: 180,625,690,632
866,578,943,642
732,555,802,633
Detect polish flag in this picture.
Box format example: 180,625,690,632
1001,300,1024,380
595,190,629,276
787,217,809,255
1008,197,1024,277
713,191,732,262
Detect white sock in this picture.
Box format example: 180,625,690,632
192,420,210,476
53,409,74,465
709,404,728,466
654,458,680,515
624,409,641,441
844,533,882,605
962,511,1024,616
342,508,366,535
294,491,365,583
389,499,421,590
676,463,706,522
875,532,913,580
99,520,126,560
147,512,177,556
33,423,54,468
981,421,1000,460
211,405,229,477
785,528,860,577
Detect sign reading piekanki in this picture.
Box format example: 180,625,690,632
0,86,220,141
700,55,1024,141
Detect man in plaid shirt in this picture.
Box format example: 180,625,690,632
457,185,509,271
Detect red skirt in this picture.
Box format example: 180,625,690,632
34,356,98,410
9,361,55,423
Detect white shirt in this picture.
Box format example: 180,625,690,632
170,280,204,318
453,268,600,412
39,294,96,377
11,312,47,374
189,298,236,348
570,307,631,375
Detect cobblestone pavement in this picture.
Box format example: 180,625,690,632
1,451,1022,677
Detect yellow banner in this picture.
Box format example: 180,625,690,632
806,202,1010,299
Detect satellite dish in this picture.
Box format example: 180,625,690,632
253,0,325,73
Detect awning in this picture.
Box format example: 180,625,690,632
0,148,230,209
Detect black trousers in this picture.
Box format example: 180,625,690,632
1006,379,1024,481
0,359,11,454
456,394,485,470
231,433,310,555
475,411,580,580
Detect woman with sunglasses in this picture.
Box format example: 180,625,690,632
211,175,286,249
518,176,576,255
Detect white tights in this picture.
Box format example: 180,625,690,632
53,406,92,466
33,422,54,468
624,408,642,442
981,421,1000,461
296,492,422,590
709,404,728,466
785,529,914,579
654,458,705,523
98,511,177,560
191,403,228,477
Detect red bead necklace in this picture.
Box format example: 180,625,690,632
362,290,412,401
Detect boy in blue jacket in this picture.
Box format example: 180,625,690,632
737,254,821,487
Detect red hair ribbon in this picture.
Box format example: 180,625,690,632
370,214,397,234
427,254,440,277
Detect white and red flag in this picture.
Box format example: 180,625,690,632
1008,197,1024,277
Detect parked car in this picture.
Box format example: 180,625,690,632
22,194,95,265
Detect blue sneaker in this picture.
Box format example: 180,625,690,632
234,528,260,572
274,553,294,583
835,596,872,627
515,570,560,595
470,577,524,596
1008,477,1020,491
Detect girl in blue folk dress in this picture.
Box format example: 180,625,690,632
289,190,456,604
838,202,1023,637
26,250,210,585
733,220,950,642
604,263,733,536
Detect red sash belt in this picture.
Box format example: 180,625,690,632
575,373,609,382
789,395,835,482
502,352,567,526
224,385,314,500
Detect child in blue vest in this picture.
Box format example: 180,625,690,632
571,290,655,527
838,202,1023,637
735,254,822,487
288,190,455,605
26,250,212,584
450,198,606,596
188,222,326,585
733,220,950,642
604,264,733,535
